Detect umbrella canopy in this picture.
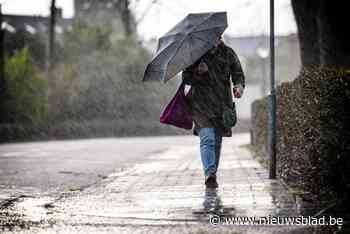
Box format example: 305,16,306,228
143,12,228,83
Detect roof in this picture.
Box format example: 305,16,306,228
2,13,71,34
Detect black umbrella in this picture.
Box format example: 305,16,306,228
143,12,228,83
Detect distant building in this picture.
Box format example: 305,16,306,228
2,8,70,35
223,34,301,85
224,34,301,119
2,1,135,35
74,0,120,18
74,0,136,34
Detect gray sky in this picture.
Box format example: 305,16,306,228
0,0,74,17
0,0,297,39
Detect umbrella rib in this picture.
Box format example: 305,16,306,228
143,39,179,82
190,33,218,47
191,12,227,35
190,26,227,36
150,40,178,64
158,33,183,41
162,12,227,39
186,34,213,65
163,36,188,82
161,24,226,39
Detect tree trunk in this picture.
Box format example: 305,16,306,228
292,0,350,68
0,5,5,96
318,1,350,68
291,0,321,68
289,0,350,203
119,0,133,37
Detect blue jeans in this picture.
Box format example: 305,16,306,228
198,128,222,176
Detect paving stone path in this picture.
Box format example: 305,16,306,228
1,134,324,233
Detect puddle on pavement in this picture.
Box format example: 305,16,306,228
0,195,57,232
192,188,235,219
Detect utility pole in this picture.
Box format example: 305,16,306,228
47,0,56,115
48,0,56,71
0,4,5,97
268,0,277,179
120,0,132,36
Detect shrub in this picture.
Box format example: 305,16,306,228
0,48,47,124
49,21,177,133
251,67,350,203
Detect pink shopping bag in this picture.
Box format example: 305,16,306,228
160,83,193,130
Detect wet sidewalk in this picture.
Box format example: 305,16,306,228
1,134,317,233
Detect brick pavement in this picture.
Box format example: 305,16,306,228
2,134,319,233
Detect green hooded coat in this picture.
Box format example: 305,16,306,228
182,42,245,137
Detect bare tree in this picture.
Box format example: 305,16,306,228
48,0,56,71
117,0,133,36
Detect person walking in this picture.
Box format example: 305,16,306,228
182,38,245,188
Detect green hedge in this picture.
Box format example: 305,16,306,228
251,67,350,203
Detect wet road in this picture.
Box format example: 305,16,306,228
0,137,192,194
0,135,339,233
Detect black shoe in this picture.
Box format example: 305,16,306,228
205,172,218,188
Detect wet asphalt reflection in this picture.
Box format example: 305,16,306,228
0,134,342,233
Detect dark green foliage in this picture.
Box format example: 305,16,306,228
1,1,180,141
0,0,195,142
0,48,47,124
61,21,113,62
4,30,47,69
0,20,182,142
251,67,350,203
